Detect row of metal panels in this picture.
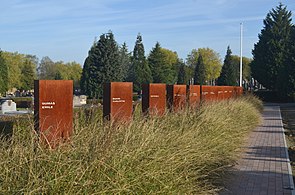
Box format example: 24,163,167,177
103,83,243,122
201,86,243,101
33,80,243,148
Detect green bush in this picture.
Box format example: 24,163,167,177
11,97,33,108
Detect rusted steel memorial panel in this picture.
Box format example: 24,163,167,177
201,85,209,101
225,86,233,99
34,80,73,148
187,85,200,108
233,86,243,97
201,86,217,101
142,83,166,116
167,85,187,111
216,86,225,100
103,82,133,122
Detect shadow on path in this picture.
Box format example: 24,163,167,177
220,169,293,195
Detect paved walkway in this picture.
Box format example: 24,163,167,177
221,105,295,195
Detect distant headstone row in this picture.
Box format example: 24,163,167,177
33,80,243,148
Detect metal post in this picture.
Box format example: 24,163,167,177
239,23,243,87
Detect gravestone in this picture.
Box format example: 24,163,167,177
15,90,21,97
80,95,87,105
187,85,200,107
34,80,73,148
73,95,87,107
167,85,187,111
73,96,81,107
1,100,17,114
142,83,166,116
103,82,133,122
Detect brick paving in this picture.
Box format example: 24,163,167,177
221,105,295,195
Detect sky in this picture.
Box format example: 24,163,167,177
1,0,295,65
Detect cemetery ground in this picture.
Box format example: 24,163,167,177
0,95,261,194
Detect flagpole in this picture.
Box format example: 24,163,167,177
239,23,243,87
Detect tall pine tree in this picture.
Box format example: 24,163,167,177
119,42,131,81
80,45,94,96
80,32,122,98
148,42,178,84
193,54,206,85
251,3,293,90
277,25,295,101
218,46,237,86
148,42,162,83
0,50,8,95
127,34,152,92
177,60,187,84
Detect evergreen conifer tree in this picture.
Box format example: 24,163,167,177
277,25,295,100
251,3,293,90
80,32,122,98
177,61,187,84
193,54,206,85
80,46,94,96
127,34,152,92
148,42,178,84
218,46,237,86
148,42,163,83
119,42,131,81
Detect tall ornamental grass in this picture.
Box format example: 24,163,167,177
0,95,262,194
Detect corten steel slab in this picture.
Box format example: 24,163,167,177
103,82,133,122
201,86,215,101
235,86,243,97
187,85,200,108
228,87,233,99
201,85,208,101
232,87,238,98
210,86,219,101
223,86,231,99
34,80,73,148
142,84,166,116
224,86,236,99
216,86,225,100
167,85,187,111
239,87,243,96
